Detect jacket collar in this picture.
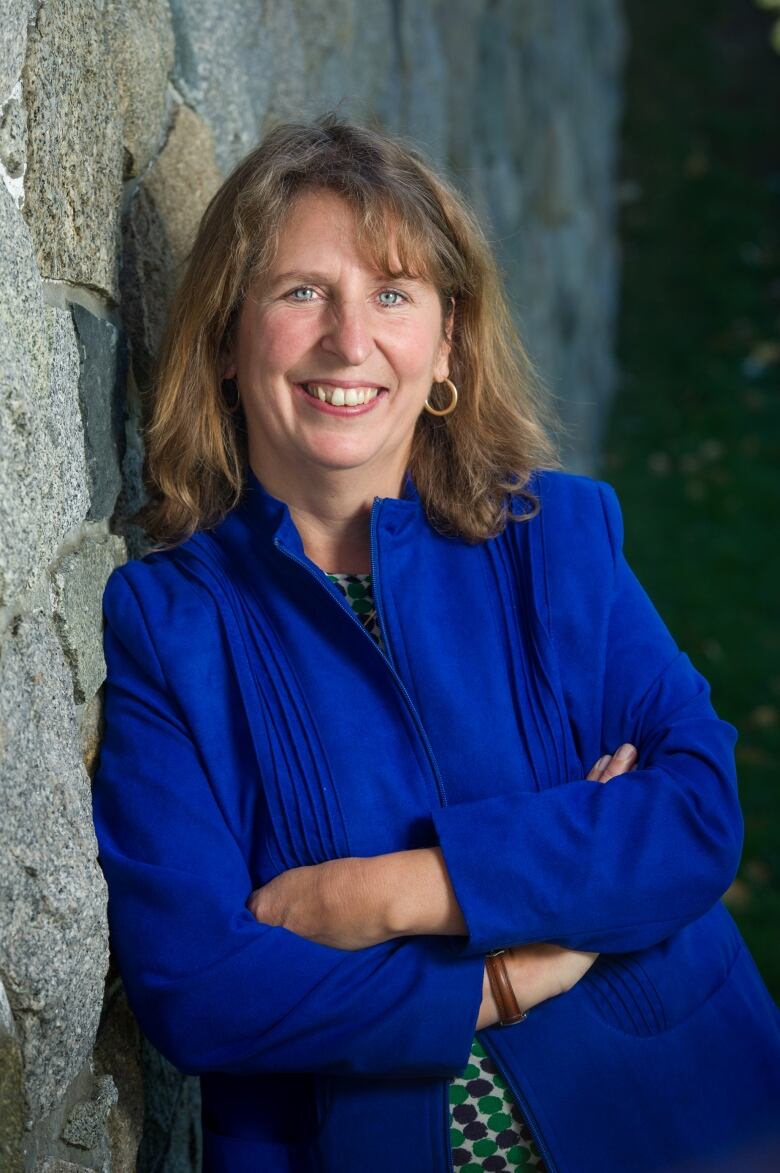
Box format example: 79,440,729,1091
234,463,425,559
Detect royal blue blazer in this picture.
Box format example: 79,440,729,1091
92,465,780,1172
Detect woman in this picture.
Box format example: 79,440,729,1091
92,114,780,1173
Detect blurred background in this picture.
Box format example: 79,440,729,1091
601,0,780,1007
0,1,777,1169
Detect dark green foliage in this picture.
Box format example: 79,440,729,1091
602,1,780,997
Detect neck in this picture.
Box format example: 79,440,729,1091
291,505,373,574
248,456,408,574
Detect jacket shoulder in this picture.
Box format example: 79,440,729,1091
519,467,622,554
101,544,220,655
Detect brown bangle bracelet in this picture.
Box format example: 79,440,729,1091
485,948,528,1026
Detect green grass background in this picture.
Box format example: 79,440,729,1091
597,1,780,998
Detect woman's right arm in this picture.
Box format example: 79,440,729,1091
93,569,487,1080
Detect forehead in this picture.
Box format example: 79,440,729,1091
266,187,433,282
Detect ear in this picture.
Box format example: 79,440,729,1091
434,296,455,381
220,308,242,380
220,339,237,381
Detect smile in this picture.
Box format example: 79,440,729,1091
302,383,386,406
293,382,389,415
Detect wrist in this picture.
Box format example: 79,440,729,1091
476,961,500,1030
485,947,528,1025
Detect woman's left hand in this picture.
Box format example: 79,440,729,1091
246,857,391,951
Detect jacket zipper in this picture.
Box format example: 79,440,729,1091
479,1033,559,1173
273,495,448,809
276,499,558,1173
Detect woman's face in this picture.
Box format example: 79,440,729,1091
222,187,452,499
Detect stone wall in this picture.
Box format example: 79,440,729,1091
0,1,627,1168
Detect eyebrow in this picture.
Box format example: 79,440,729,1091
268,269,424,288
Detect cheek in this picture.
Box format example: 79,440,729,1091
389,325,445,377
244,311,315,371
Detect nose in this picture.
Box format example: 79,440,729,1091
319,300,374,366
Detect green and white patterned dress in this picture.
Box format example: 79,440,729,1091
327,570,548,1172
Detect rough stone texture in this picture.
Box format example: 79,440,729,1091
61,1073,118,1149
50,534,127,705
168,0,303,173
136,1041,201,1173
0,80,26,206
23,1055,114,1170
2,1,626,1168
70,304,127,521
0,613,109,1124
79,689,107,780
22,0,124,300
0,0,36,99
93,983,145,1172
37,1160,88,1172
105,0,175,180
115,373,148,561
0,978,24,1172
121,103,222,393
0,94,26,179
0,188,89,610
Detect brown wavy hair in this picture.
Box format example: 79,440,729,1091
132,111,566,551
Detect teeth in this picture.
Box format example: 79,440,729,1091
304,384,381,406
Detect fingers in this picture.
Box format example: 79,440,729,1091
586,743,638,783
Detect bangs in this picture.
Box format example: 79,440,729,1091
264,180,454,295
353,194,445,287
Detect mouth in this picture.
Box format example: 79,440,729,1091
299,382,389,407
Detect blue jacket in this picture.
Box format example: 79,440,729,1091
92,465,780,1173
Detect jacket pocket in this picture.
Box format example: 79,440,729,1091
576,899,743,1037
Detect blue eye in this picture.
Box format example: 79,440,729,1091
378,289,406,306
289,286,317,301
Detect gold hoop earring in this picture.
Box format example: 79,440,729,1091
222,377,241,414
423,377,458,417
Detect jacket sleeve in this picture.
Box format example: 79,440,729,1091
92,568,485,1078
430,478,744,956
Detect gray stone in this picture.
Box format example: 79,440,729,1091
0,94,26,178
120,103,221,392
0,0,36,99
105,0,175,179
60,1073,118,1149
70,303,126,521
50,533,127,705
0,187,89,610
78,688,106,780
0,183,48,605
0,978,24,1173
169,0,272,172
0,613,109,1123
113,371,151,563
46,306,92,534
396,1,448,167
261,0,307,127
37,1160,86,1172
136,1039,201,1173
21,0,124,299
23,1054,114,1170
93,983,144,1172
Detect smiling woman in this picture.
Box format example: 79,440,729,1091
92,112,780,1173
217,186,455,564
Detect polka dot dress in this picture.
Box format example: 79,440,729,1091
327,571,548,1172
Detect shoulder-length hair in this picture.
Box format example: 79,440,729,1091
133,111,565,551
